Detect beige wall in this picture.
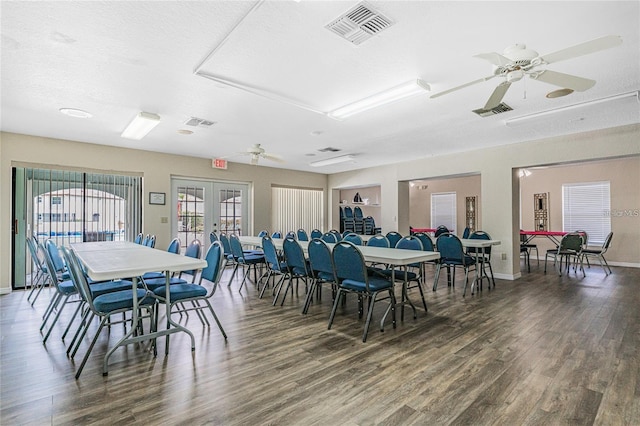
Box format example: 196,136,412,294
0,132,327,293
520,157,640,265
329,124,640,279
409,175,482,233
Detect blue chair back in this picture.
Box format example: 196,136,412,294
329,229,342,241
396,236,423,251
283,238,307,275
296,229,309,241
141,234,150,246
310,229,322,239
167,238,181,254
262,236,284,272
271,231,282,239
343,206,354,218
469,231,492,255
308,239,335,278
229,234,245,260
200,241,226,284
257,230,268,238
332,242,367,283
134,233,144,244
462,227,471,239
385,232,402,248
354,206,363,219
145,235,156,248
436,233,465,262
209,231,219,243
321,232,338,243
45,239,66,273
414,232,434,251
343,233,363,246
367,234,390,248
285,231,297,240
182,240,202,276
219,233,233,255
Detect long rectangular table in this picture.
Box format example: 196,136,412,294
520,230,567,245
71,241,207,375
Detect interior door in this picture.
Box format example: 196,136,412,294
213,182,249,236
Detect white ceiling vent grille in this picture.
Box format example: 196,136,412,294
325,2,394,46
318,147,341,153
184,117,216,127
472,103,513,117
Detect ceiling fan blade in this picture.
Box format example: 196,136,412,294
484,82,511,110
540,35,622,64
262,153,285,163
474,52,512,67
430,75,496,99
532,70,596,92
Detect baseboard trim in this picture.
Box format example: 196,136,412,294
494,273,519,281
531,257,639,269
0,287,13,295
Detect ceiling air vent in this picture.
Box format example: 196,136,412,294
184,117,216,127
472,103,513,117
325,2,394,46
318,147,341,153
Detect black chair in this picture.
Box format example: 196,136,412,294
580,232,613,275
328,241,396,342
544,232,584,276
520,231,539,268
467,231,495,290
342,206,355,233
434,226,450,238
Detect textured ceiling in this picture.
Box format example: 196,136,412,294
2,1,639,173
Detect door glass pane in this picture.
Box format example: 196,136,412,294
177,185,205,249
219,189,243,235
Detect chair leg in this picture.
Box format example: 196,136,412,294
433,263,442,291
327,289,344,330
204,300,227,339
362,294,376,343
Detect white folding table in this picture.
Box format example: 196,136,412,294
71,241,207,375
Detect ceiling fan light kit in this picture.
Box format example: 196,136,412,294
121,112,161,140
430,35,623,110
328,79,430,119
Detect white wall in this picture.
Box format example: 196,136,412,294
329,124,640,279
0,132,328,293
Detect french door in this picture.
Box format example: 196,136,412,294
172,178,249,250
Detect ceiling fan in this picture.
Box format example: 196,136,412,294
430,35,623,110
225,144,284,165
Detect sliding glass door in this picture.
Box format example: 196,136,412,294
12,167,142,289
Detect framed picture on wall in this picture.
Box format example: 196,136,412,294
149,192,166,205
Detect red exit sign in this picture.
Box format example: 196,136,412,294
212,158,228,169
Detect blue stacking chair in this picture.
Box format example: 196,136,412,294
141,240,201,291
321,232,338,243
328,241,396,342
296,229,309,241
61,247,156,379
229,234,265,291
142,237,181,280
385,232,402,249
343,233,363,246
434,233,477,296
310,229,323,239
259,236,289,300
276,237,311,306
380,236,427,315
209,231,218,243
153,241,228,353
304,238,338,314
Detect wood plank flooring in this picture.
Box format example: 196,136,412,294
1,262,639,425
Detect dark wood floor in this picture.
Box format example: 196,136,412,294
1,261,639,425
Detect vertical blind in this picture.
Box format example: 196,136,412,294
271,187,323,234
562,181,611,245
431,192,457,231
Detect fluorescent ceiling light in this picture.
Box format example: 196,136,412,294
505,91,639,127
309,154,355,167
328,79,430,120
121,112,161,140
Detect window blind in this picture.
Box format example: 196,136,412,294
431,192,456,231
562,181,611,245
272,187,323,234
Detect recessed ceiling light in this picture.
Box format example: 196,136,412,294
310,130,324,136
546,88,574,98
59,108,92,118
177,129,193,135
305,153,316,157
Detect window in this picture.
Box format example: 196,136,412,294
431,192,456,231
272,187,323,234
562,181,611,245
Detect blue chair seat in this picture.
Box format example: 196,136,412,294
241,254,265,264
443,255,476,267
89,280,134,297
379,269,419,281
341,276,392,292
315,271,335,282
93,289,155,313
154,283,207,301
142,271,165,280
58,280,77,295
